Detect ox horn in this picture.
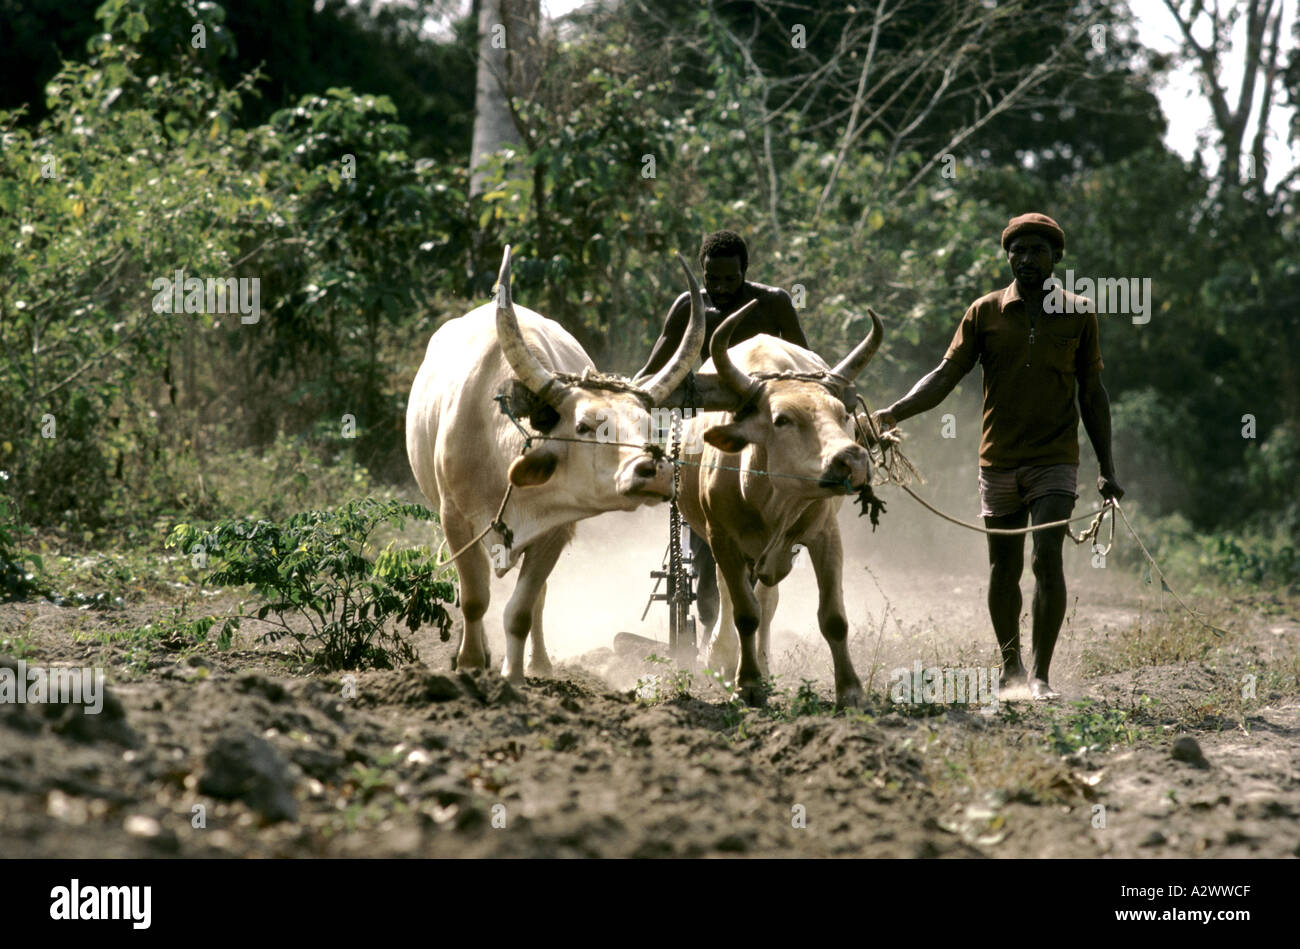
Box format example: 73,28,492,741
635,254,708,405
495,245,569,407
830,306,885,385
709,299,763,406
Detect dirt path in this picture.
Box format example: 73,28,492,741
2,506,1297,857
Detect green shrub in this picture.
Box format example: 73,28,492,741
0,484,47,601
167,498,454,670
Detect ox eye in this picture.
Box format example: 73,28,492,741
575,421,594,436
774,414,792,427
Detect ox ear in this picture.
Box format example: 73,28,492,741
703,421,753,454
508,447,559,487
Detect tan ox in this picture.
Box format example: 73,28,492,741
678,308,883,708
406,247,704,682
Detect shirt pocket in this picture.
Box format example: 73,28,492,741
1042,332,1079,375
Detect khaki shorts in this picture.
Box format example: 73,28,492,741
978,463,1078,518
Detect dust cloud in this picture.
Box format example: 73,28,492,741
473,382,1123,681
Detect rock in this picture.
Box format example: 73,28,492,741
1170,736,1209,769
235,674,288,703
715,832,750,853
289,745,345,782
370,667,465,705
426,776,470,807
491,679,523,705
199,731,299,823
124,814,162,838
456,671,487,703
1139,830,1167,847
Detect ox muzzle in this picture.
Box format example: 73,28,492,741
818,442,871,493
616,449,675,501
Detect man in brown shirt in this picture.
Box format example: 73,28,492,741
638,230,809,635
874,213,1124,699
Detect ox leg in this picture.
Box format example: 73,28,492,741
527,581,553,677
806,525,865,710
706,563,740,683
755,580,779,679
442,507,491,671
690,529,719,634
501,528,568,685
715,547,767,707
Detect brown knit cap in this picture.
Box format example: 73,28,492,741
1001,212,1065,252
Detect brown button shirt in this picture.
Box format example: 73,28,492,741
944,281,1104,468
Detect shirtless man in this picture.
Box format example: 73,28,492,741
638,230,809,634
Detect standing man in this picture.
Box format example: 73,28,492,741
873,213,1124,700
638,230,809,635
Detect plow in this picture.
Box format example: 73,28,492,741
616,407,700,667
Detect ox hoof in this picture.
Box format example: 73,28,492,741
835,686,867,711
739,681,768,708
527,657,554,678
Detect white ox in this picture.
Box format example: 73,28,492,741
677,307,884,708
406,247,705,682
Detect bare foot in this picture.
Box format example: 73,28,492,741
1029,677,1060,700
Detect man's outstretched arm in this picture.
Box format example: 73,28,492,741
1078,370,1124,499
875,359,966,428
636,294,691,379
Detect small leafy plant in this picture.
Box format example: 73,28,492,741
635,653,694,703
0,488,48,602
167,499,454,670
790,678,827,717
1043,700,1140,755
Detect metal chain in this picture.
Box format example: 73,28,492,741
667,408,686,653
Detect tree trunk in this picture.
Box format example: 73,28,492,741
469,0,540,196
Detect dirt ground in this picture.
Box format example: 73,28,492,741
2,504,1297,858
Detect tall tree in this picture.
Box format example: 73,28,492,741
469,0,541,195
1162,0,1295,204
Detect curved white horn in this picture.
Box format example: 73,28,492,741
709,299,763,405
495,245,569,407
830,306,884,384
636,254,708,404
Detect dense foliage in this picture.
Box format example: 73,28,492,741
0,0,1295,591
